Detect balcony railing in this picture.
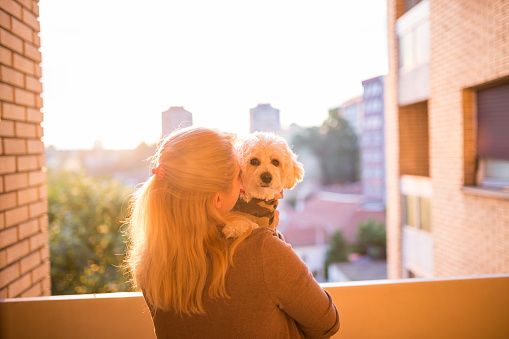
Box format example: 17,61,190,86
1,275,508,338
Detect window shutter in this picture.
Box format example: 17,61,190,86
477,82,509,160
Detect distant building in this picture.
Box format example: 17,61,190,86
361,76,386,206
161,106,193,136
338,96,363,136
249,103,281,133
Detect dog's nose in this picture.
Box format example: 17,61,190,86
260,172,272,184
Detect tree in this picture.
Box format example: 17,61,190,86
293,110,359,185
356,219,387,260
325,229,349,264
48,170,132,294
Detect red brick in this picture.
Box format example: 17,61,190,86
0,9,10,30
35,124,42,138
16,155,38,171
14,87,35,106
1,103,25,121
23,41,40,62
3,172,27,192
0,82,14,102
33,31,40,48
34,94,42,108
3,138,26,155
7,272,31,297
4,205,28,227
28,200,46,218
17,0,32,10
11,17,33,42
37,154,45,168
0,28,23,54
38,214,47,231
0,192,17,211
0,249,6,268
0,226,18,249
22,7,39,31
29,231,47,251
41,276,51,295
20,250,40,273
20,281,41,297
39,244,49,260
38,184,46,200
0,45,12,66
5,238,29,264
18,218,38,239
28,169,44,185
12,53,34,75
26,139,42,154
26,107,41,122
14,121,36,138
0,65,24,87
31,260,49,282
33,62,41,77
31,1,40,17
25,74,42,93
0,156,16,174
0,119,15,136
0,1,22,20
17,186,37,205
0,263,20,289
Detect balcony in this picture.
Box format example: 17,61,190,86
1,275,508,338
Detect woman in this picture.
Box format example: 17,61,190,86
126,127,339,338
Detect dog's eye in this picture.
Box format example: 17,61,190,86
271,159,280,167
250,158,260,166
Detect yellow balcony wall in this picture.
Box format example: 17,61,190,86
1,275,508,338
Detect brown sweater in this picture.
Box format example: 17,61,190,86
144,227,340,339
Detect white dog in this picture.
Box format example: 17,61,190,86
222,132,304,239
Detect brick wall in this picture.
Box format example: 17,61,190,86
0,0,50,298
386,0,509,279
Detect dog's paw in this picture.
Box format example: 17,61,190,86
222,219,258,239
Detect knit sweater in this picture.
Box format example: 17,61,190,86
144,227,340,339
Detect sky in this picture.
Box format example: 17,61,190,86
39,0,388,150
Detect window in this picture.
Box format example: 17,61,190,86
476,82,509,190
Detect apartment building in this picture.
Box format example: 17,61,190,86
386,0,509,279
362,75,386,206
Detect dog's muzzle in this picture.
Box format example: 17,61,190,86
260,172,272,184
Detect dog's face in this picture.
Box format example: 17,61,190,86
236,133,304,200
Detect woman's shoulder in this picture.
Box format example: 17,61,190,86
240,227,292,255
244,227,280,244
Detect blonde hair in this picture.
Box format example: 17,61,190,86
125,127,249,315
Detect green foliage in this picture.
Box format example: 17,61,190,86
48,170,132,295
356,219,387,260
293,110,359,185
325,230,349,265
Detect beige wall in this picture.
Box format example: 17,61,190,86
386,0,509,279
0,0,50,297
1,276,509,338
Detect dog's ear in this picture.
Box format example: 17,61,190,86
224,132,238,145
283,151,305,189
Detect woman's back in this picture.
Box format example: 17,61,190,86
146,227,339,339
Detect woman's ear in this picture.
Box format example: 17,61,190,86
214,192,222,210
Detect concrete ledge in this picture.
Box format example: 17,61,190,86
1,275,509,339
